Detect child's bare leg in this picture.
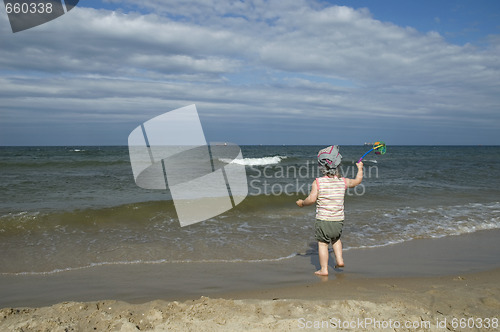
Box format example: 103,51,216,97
315,241,329,276
332,239,344,268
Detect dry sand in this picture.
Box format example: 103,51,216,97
1,267,499,331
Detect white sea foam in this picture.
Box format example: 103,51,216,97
219,156,286,166
344,201,500,251
0,253,299,276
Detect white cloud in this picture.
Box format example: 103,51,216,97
0,0,498,144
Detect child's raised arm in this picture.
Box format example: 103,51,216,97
296,180,318,207
345,162,363,188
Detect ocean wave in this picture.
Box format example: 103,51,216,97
0,159,129,169
0,194,300,231
219,156,286,166
0,201,178,234
344,201,500,250
0,253,300,276
2,197,499,275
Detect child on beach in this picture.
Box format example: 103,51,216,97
296,145,363,276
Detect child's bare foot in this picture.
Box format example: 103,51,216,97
334,263,344,268
314,269,328,276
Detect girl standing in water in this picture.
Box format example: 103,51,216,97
296,145,363,276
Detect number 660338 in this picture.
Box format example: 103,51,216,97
5,2,53,14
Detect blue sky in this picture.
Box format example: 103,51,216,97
1,0,499,145
334,0,500,45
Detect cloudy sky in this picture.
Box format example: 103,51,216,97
1,0,499,145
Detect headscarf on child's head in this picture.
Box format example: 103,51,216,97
317,145,342,176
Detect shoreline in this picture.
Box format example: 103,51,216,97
1,229,500,330
1,228,500,309
1,268,499,331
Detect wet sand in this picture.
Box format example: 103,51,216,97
1,229,499,331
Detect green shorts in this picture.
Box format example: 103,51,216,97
315,220,343,244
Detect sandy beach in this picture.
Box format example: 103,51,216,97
1,268,500,331
1,229,500,331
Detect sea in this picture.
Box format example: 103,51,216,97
1,145,499,275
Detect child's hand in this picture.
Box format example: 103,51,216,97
296,199,304,207
356,161,364,169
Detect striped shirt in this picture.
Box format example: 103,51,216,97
316,176,347,221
